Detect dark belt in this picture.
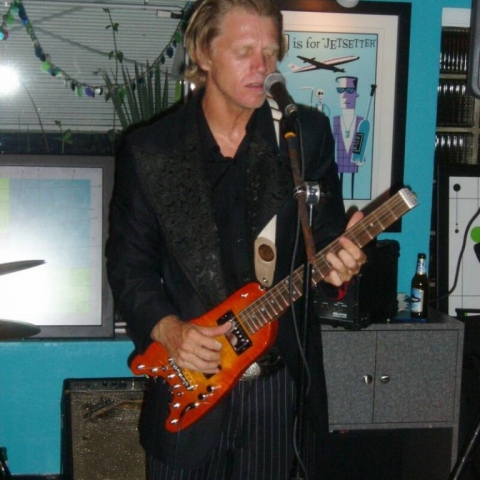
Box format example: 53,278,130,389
240,348,285,381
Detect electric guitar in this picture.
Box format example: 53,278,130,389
130,187,418,432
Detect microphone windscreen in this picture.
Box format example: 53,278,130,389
264,72,286,96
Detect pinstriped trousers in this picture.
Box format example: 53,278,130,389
147,367,320,480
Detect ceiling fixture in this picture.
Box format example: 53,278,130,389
336,0,360,7
0,66,20,95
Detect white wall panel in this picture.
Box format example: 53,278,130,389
0,0,188,132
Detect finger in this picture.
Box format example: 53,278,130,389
323,268,344,287
346,210,364,230
197,320,232,339
185,325,229,354
181,325,224,354
325,250,351,275
179,325,228,361
337,240,367,271
325,248,363,285
175,349,222,374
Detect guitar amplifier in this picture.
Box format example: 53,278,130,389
314,239,400,329
61,377,148,480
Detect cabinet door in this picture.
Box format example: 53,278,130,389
322,331,377,425
374,330,459,424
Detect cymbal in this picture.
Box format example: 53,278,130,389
0,260,46,276
0,319,41,340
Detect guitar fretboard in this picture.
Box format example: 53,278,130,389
239,188,418,334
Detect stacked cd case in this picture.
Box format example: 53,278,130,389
436,27,478,165
435,132,474,164
440,28,470,74
437,79,475,127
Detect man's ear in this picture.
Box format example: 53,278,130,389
195,47,212,72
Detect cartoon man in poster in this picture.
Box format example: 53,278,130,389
296,86,331,116
316,88,331,117
332,76,363,199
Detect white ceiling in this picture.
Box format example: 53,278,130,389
0,0,189,132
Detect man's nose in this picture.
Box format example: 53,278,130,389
252,52,268,72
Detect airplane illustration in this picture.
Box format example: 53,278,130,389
289,55,360,73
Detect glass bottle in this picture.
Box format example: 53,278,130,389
410,253,429,319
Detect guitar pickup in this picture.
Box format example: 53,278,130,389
217,311,252,355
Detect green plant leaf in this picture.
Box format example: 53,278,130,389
135,62,148,121
123,65,140,124
162,70,169,111
103,70,130,129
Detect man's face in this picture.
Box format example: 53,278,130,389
200,9,279,112
337,77,358,109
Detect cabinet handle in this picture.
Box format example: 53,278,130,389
363,375,373,384
380,375,390,384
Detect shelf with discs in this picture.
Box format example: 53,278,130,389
435,27,480,166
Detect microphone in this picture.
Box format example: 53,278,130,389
264,72,298,119
475,243,480,264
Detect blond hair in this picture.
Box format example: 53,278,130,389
184,0,285,87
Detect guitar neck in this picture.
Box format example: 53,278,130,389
240,188,418,334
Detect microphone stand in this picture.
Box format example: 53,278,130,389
283,118,320,480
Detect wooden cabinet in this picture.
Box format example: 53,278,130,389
322,309,464,479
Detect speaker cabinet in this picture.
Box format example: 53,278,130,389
62,377,148,480
314,239,400,329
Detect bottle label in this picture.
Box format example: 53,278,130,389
411,288,425,313
416,259,426,275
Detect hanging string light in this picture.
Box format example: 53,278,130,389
0,0,190,98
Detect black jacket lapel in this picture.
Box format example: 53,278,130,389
133,139,229,310
245,131,294,250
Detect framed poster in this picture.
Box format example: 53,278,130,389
0,155,114,338
276,0,411,224
436,164,480,316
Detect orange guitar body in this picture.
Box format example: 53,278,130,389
130,282,278,432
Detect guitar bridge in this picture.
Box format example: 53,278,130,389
218,311,252,354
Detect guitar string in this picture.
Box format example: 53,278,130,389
241,192,414,334
241,195,407,333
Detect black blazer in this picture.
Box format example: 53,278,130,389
106,93,346,469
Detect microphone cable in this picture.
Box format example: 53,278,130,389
287,116,312,480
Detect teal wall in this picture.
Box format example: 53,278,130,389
0,340,133,474
380,0,471,292
0,0,474,475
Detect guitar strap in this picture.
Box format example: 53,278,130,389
254,98,282,287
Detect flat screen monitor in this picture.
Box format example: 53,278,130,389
0,155,114,338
